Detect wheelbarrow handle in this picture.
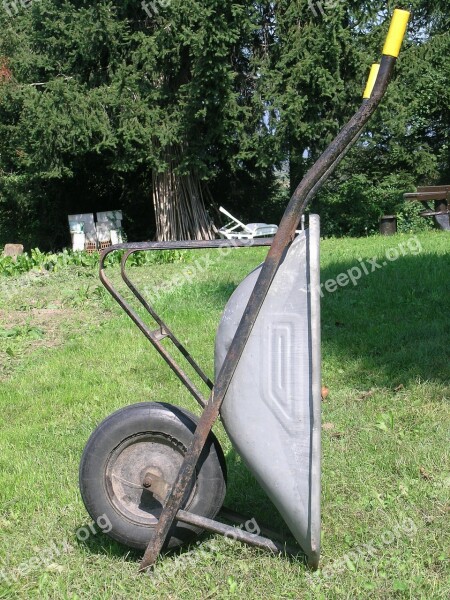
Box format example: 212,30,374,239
303,5,409,209
139,9,410,571
383,8,411,58
363,63,381,100
306,5,411,206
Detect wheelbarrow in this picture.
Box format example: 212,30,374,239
79,10,410,573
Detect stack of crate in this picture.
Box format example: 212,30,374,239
67,211,124,252
68,214,97,252
96,211,123,250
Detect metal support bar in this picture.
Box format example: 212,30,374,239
139,54,399,573
171,510,301,558
101,239,273,253
100,264,208,408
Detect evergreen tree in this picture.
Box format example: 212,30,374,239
0,1,269,244
0,1,448,246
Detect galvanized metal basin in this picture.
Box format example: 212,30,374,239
215,215,322,568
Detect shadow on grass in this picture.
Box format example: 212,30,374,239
193,249,449,383
319,252,449,387
72,515,302,570
70,529,140,564
173,247,449,386
222,448,296,541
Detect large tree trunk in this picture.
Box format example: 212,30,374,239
152,150,216,241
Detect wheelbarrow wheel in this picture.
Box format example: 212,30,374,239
79,402,227,551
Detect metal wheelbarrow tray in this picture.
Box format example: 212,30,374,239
78,10,410,574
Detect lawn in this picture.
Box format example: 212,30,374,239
0,231,449,599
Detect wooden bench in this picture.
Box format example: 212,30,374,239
404,185,450,230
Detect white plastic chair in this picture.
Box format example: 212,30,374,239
218,206,278,240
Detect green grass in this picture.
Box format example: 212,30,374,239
0,232,449,599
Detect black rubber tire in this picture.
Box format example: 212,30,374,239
79,402,227,551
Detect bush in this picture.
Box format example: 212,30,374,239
395,201,434,234
311,173,433,237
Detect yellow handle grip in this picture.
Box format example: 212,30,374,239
363,63,381,99
382,9,410,57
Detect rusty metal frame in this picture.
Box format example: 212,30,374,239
97,54,399,572
99,238,273,409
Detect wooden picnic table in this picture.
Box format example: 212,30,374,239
404,185,450,230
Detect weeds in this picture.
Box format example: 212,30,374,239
0,247,185,277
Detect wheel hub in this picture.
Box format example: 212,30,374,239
105,432,196,526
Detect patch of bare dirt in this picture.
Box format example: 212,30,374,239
0,307,101,381
0,308,75,344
